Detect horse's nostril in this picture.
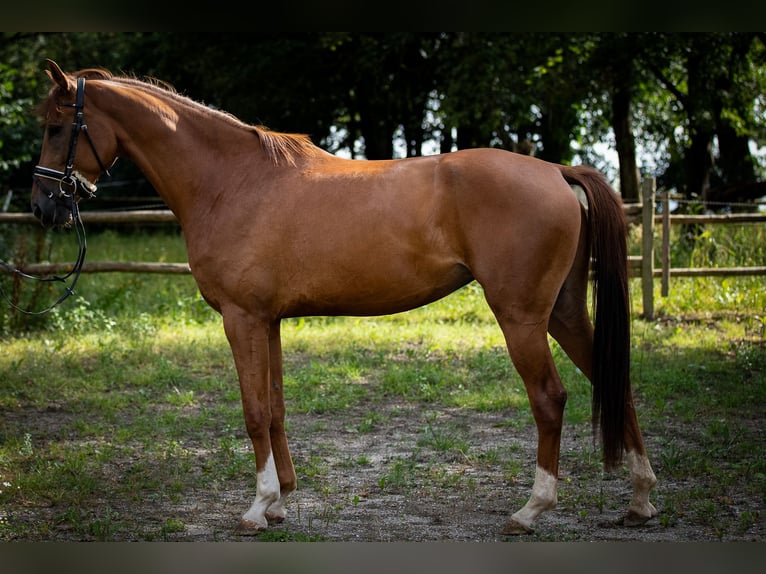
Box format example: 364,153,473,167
33,204,42,220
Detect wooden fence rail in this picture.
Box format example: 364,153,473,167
634,177,766,319
2,179,765,320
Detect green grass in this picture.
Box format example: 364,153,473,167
0,222,764,540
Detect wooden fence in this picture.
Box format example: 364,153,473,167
2,177,765,320
631,178,766,319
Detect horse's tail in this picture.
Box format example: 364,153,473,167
559,164,630,470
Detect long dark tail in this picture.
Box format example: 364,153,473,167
560,164,630,470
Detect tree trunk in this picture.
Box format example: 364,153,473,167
612,83,639,203
537,101,576,165
456,125,486,150
684,131,714,202
358,110,395,160
714,122,757,187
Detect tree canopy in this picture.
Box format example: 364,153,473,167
1,32,764,207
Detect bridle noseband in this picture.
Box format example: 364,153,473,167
32,76,112,200
1,76,112,315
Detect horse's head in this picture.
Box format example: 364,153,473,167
31,59,117,228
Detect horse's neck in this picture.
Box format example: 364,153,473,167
96,82,263,223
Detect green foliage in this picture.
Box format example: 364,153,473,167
1,33,764,194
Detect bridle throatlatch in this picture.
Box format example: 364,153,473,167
1,76,111,315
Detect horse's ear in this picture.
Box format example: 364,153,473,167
44,59,73,92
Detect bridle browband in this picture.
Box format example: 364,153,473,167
1,76,111,315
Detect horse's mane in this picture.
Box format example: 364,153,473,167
39,67,320,167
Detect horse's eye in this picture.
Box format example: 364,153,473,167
47,125,63,138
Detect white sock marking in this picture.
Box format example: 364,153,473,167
626,450,658,518
511,465,558,529
242,451,280,528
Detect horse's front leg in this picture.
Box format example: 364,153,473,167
261,319,297,524
221,309,294,533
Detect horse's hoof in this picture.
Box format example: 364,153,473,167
501,518,534,535
265,512,285,524
235,518,268,535
622,510,653,527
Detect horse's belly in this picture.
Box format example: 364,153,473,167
281,259,473,318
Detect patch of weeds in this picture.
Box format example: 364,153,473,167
295,454,327,490
657,499,678,529
315,502,343,526
120,457,161,500
737,510,760,535
213,435,251,480
502,458,525,483
338,454,371,469
163,387,198,408
87,507,124,541
692,498,728,539
257,529,324,542
658,439,686,478
474,447,501,467
428,464,476,491
468,443,524,479
417,422,470,457
378,457,419,492
15,444,102,507
55,506,88,533
354,412,385,433
160,517,186,539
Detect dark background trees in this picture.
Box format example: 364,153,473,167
1,32,764,209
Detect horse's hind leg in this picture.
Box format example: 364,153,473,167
622,406,658,525
548,264,657,527
490,307,568,534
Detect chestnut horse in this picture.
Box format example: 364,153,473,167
30,59,657,535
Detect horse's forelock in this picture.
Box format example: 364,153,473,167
35,85,65,123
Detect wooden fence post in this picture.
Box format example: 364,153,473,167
661,189,670,297
641,177,655,320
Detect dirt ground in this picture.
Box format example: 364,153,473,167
4,397,764,542
110,402,766,541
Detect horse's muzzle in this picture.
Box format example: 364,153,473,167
31,188,72,228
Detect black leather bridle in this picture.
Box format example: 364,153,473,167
33,77,112,200
1,77,111,315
